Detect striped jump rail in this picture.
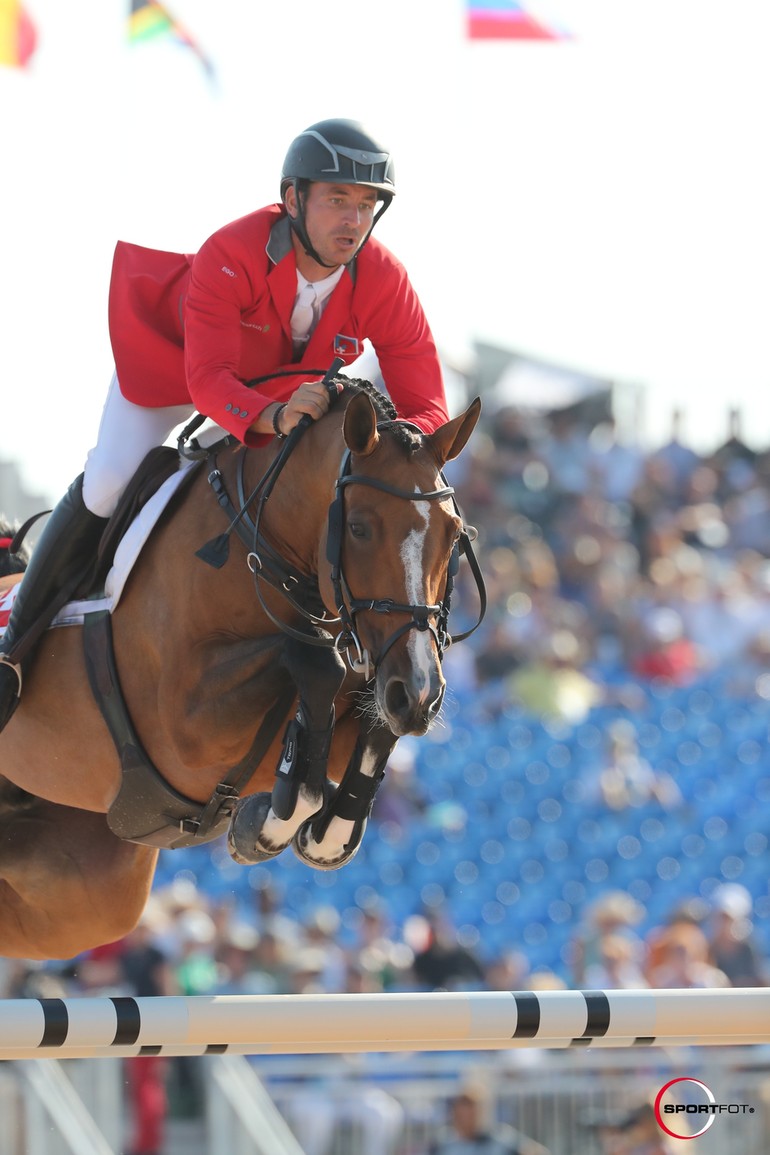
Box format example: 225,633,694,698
0,988,768,1060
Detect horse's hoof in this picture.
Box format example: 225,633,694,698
227,793,287,865
291,817,368,872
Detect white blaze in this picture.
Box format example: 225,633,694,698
400,499,434,700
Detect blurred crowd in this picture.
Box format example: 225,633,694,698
444,402,770,719
4,877,764,1007
2,875,762,1154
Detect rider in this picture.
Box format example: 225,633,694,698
0,118,449,732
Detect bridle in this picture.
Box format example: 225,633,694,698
192,384,486,681
323,444,477,679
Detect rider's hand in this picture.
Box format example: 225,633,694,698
252,380,341,437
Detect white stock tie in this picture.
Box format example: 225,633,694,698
290,281,319,357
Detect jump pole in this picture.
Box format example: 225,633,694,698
0,989,768,1060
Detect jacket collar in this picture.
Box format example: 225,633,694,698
266,213,358,284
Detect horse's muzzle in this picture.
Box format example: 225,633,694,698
379,671,445,736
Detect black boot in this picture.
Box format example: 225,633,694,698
0,474,108,732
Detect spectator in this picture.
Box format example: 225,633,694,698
484,950,531,992
584,418,645,507
285,965,405,1155
428,1080,550,1155
679,566,769,670
724,465,770,553
350,902,416,991
708,407,758,476
706,884,768,987
173,909,220,995
648,408,701,501
169,907,220,1118
646,922,730,989
507,629,603,725
473,619,523,688
583,932,649,990
616,1102,677,1154
215,923,269,995
596,720,683,812
289,1075,404,1155
584,1103,675,1155
627,607,700,685
408,912,486,992
537,407,592,501
247,928,294,994
570,892,645,988
118,907,177,1155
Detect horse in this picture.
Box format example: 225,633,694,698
0,376,482,960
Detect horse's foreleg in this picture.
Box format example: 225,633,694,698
0,780,157,960
292,719,398,871
228,640,346,865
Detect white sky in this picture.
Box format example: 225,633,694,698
3,0,770,502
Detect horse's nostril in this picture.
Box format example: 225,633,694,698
385,678,409,718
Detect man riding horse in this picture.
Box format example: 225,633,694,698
0,118,449,732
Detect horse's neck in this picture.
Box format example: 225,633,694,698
248,430,342,574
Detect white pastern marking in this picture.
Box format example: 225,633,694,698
399,500,434,701
261,789,322,847
311,750,379,858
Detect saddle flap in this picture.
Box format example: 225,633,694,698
94,446,184,586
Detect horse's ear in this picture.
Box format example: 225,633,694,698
425,397,482,467
343,392,380,457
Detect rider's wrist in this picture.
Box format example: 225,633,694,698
271,404,288,440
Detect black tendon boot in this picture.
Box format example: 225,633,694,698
0,474,107,732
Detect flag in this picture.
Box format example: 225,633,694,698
128,0,215,78
467,1,569,41
0,0,37,68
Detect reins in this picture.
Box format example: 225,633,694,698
192,360,346,571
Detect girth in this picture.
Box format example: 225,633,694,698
82,609,294,849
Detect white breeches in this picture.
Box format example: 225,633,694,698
82,373,194,517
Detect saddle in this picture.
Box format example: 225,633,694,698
93,446,189,589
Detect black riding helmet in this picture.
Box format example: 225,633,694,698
280,119,396,268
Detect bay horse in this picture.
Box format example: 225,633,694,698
0,377,482,960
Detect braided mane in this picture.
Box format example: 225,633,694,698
332,375,423,455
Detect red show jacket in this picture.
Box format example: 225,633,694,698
108,204,448,446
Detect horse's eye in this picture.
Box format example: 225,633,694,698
348,521,368,540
